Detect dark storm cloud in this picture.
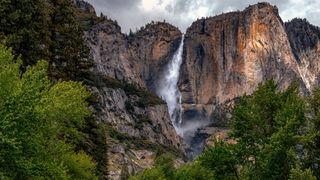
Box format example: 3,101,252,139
88,0,320,33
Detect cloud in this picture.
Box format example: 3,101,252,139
87,0,320,33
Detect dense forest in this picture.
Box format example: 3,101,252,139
0,0,103,179
0,0,320,179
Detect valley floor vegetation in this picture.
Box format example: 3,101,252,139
0,45,97,179
130,80,320,180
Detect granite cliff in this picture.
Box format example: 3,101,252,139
180,3,307,124
74,1,184,179
285,18,320,87
85,18,182,89
74,0,320,178
178,2,320,155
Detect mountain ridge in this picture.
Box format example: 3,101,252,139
75,0,320,178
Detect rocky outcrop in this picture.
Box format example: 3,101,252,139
85,19,182,90
85,76,184,179
74,0,96,16
74,1,185,179
84,22,184,177
179,2,311,126
285,18,320,86
83,19,185,178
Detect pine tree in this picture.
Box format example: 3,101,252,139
230,80,308,179
49,0,91,80
0,0,91,80
305,87,320,178
0,0,52,67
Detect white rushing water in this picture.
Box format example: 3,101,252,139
158,35,184,133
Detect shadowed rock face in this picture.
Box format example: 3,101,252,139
84,18,184,148
74,0,96,15
286,18,320,56
285,18,320,86
179,2,311,125
85,20,182,90
75,1,185,178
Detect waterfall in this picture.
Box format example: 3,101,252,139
157,35,184,133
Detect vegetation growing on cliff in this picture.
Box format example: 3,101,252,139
131,80,320,179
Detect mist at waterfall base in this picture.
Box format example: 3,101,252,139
157,35,212,157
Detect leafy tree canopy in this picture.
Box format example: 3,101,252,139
0,45,96,179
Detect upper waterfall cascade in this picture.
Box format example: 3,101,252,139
157,35,184,134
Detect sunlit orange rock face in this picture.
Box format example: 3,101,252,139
179,2,311,123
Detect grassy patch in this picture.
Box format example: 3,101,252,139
84,73,122,89
86,74,164,107
106,124,184,159
133,114,153,130
122,83,165,107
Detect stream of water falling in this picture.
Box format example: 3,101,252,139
157,35,184,134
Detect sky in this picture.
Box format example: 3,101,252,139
87,0,320,33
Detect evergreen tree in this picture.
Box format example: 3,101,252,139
49,0,91,80
0,0,90,80
305,87,320,178
0,0,52,66
230,80,309,179
198,140,239,179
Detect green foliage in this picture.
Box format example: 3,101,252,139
133,114,152,130
129,167,166,180
154,153,175,178
125,100,135,112
305,87,320,178
198,140,239,179
123,82,165,107
106,125,183,158
0,0,52,66
49,0,91,80
229,80,307,179
62,151,97,180
129,154,174,180
130,154,214,180
0,45,96,179
289,167,316,180
0,0,90,80
85,74,164,107
174,163,214,180
76,117,109,179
